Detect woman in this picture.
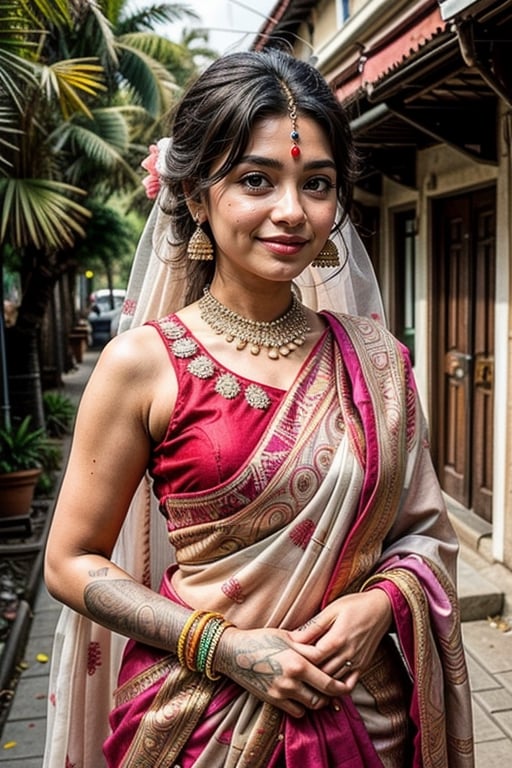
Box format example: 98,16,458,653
44,49,474,767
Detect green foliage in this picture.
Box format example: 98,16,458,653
43,391,75,437
102,1,199,36
0,416,47,472
0,178,90,251
35,438,63,497
0,0,213,374
0,407,66,495
75,198,141,282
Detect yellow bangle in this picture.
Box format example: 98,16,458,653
177,610,205,667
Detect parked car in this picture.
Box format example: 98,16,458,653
87,288,126,347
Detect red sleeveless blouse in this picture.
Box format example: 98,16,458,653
146,315,286,501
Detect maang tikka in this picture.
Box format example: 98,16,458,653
187,214,214,261
281,81,301,158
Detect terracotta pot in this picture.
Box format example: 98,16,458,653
0,468,42,518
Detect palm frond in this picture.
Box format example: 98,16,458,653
0,0,47,72
99,0,127,27
0,106,23,171
116,40,178,117
52,112,140,187
114,2,199,34
0,178,90,251
0,50,38,109
86,1,118,67
39,59,106,119
21,0,71,27
120,30,186,63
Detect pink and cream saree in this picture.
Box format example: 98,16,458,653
97,311,473,768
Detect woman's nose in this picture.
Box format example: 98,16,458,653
270,187,306,226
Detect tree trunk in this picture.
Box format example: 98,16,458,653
6,246,60,430
6,326,45,430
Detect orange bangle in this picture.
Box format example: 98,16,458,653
185,612,213,671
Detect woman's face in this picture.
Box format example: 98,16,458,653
204,115,338,287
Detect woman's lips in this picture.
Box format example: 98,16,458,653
258,236,308,255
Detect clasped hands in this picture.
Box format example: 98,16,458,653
215,588,392,718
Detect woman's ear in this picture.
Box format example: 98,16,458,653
187,204,207,226
182,182,207,224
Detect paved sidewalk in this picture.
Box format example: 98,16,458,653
1,349,512,764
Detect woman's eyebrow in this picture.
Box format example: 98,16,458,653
238,155,337,172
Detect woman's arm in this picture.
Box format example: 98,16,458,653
44,325,192,643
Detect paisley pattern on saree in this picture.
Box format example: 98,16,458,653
119,664,219,767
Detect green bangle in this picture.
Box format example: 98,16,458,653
204,621,233,681
196,617,224,673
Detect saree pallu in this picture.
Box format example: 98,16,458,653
104,313,474,768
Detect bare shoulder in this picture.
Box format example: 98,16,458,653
93,325,165,383
80,325,175,434
98,324,177,442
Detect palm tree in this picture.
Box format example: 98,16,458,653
0,0,207,428
0,0,108,427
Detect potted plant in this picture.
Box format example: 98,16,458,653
0,416,47,519
43,391,75,438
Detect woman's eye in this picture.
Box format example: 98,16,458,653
241,173,271,190
305,177,334,193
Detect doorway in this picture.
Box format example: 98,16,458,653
431,187,495,523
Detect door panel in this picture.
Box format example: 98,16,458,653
438,199,472,505
432,188,495,522
472,201,495,521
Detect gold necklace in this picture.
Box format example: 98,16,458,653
199,286,310,359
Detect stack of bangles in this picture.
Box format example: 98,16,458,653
177,609,234,681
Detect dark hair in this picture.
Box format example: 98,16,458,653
159,48,358,299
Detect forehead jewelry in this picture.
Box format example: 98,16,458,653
281,82,300,158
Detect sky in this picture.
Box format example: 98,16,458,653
145,0,277,55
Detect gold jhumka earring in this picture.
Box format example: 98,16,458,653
312,239,340,267
187,216,214,261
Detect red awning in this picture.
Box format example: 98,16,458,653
335,7,447,100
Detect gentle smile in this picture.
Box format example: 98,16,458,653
258,235,309,255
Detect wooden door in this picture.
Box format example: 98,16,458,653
432,187,495,522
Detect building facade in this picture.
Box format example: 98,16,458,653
255,0,512,569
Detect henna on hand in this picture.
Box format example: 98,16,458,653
223,633,289,695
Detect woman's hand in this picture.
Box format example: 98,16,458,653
288,588,393,684
214,626,351,718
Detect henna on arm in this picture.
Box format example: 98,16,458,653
83,579,188,652
88,567,110,578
